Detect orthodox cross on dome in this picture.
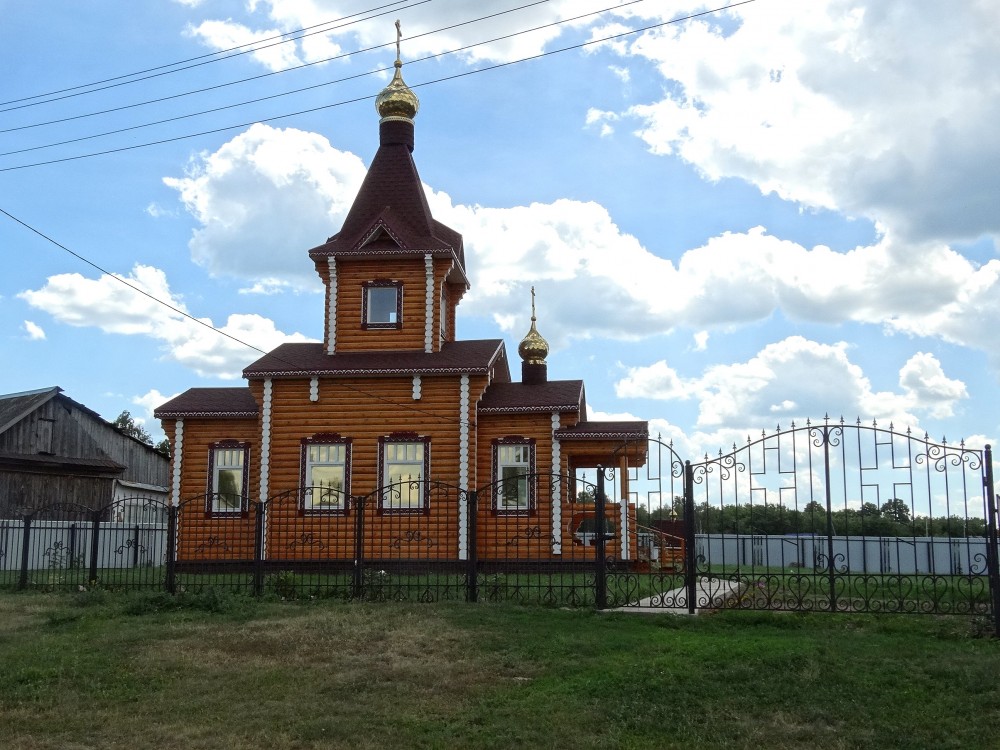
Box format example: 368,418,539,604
376,19,419,121
519,286,549,366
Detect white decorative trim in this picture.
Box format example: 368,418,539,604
424,253,434,353
171,419,184,507
458,374,470,560
619,487,630,561
259,379,272,504
326,257,337,354
309,377,319,402
412,374,422,400
551,412,562,555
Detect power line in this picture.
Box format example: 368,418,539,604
1,0,555,135
0,0,428,111
0,1,756,172
0,204,478,428
0,2,757,420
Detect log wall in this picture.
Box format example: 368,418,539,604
329,257,458,353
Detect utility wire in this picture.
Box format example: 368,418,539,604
0,203,479,427
0,1,755,172
0,0,621,156
1,0,555,134
0,1,756,424
0,0,430,111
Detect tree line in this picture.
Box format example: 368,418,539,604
634,497,988,538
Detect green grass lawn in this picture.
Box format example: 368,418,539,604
0,591,998,749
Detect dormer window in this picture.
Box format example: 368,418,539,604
363,280,402,329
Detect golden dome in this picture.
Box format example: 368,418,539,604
376,22,419,121
518,287,549,365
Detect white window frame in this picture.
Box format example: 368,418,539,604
300,436,351,515
208,441,249,516
363,280,402,329
492,438,536,515
379,436,430,513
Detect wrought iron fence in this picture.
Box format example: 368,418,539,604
2,421,998,634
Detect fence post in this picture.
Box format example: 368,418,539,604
983,445,1000,638
466,490,478,603
18,515,32,590
822,424,838,612
88,511,101,584
165,505,177,594
353,495,365,598
252,502,265,597
684,461,697,615
595,467,607,610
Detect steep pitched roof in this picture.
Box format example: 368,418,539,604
242,340,508,379
154,388,260,419
307,125,466,280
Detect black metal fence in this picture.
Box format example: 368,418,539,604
2,420,998,633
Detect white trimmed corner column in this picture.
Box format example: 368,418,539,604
423,253,434,353
551,411,562,555
259,379,272,503
170,419,184,506
326,257,337,354
458,374,470,560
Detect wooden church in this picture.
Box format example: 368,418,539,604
154,39,648,568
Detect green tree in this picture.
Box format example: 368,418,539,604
112,410,152,445
880,498,911,524
154,437,171,457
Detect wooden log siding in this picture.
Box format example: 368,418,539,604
257,375,466,559
476,412,566,561
331,257,457,353
167,418,260,562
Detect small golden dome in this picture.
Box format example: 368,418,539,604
518,287,549,365
376,22,419,121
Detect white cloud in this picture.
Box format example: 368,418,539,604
18,264,312,379
188,0,630,69
185,19,306,71
898,352,968,419
165,124,367,290
22,320,45,340
615,337,968,442
164,125,1000,371
599,0,1000,244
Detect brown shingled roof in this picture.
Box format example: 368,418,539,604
477,380,585,414
555,421,649,440
153,388,259,419
307,126,466,278
242,340,508,379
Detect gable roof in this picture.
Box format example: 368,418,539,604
0,386,62,436
154,388,260,419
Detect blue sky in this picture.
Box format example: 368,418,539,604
2,0,999,464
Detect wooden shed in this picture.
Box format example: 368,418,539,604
0,387,170,518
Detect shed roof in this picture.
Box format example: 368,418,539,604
477,380,585,414
555,421,649,441
154,387,260,419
